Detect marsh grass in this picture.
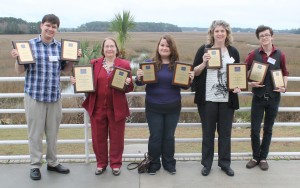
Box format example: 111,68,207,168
1,126,299,155
0,32,300,156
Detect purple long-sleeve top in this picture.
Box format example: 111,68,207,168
136,64,186,104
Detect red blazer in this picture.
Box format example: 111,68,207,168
82,57,134,121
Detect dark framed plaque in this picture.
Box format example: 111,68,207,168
72,65,94,93
172,62,192,87
110,66,130,91
248,61,269,84
206,48,222,69
140,62,157,84
61,39,80,61
12,41,35,64
227,63,248,91
271,69,285,89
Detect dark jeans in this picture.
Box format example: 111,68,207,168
251,95,280,162
197,101,234,169
146,102,181,171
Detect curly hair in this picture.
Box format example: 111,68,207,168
207,20,233,47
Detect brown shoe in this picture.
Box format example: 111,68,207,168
259,160,269,171
246,159,258,169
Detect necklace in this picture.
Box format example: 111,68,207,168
103,59,114,73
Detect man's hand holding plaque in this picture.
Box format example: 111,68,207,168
12,41,35,64
248,61,269,84
271,69,285,91
61,39,80,61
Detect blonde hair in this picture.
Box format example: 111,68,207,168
207,20,233,46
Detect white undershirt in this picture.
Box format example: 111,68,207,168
205,51,230,102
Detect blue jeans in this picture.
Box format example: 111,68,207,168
146,102,181,171
250,94,280,161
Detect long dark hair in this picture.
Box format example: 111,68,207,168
153,35,179,71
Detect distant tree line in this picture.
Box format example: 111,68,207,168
69,21,182,32
0,18,181,33
0,17,299,34
0,17,40,34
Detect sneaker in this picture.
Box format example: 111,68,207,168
246,159,258,169
148,168,156,175
259,160,269,171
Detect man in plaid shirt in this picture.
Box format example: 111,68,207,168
11,14,81,180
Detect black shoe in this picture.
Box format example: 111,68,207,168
47,164,70,174
95,168,106,175
148,168,157,175
165,168,176,175
30,168,41,180
201,167,211,176
221,167,234,176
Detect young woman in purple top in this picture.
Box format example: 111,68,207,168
135,35,194,175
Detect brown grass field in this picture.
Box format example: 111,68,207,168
0,32,299,156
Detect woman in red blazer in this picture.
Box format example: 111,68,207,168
72,37,133,176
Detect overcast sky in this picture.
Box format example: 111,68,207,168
2,0,299,30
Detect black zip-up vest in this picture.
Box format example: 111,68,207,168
252,49,282,98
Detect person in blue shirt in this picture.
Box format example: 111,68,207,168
11,14,81,181
135,35,194,175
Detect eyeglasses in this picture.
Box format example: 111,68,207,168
104,45,116,49
259,34,271,39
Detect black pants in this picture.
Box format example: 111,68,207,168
197,101,234,169
250,95,280,162
146,101,181,171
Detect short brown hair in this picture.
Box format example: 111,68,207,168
42,14,60,28
255,25,274,39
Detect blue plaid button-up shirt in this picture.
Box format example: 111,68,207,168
24,35,66,102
